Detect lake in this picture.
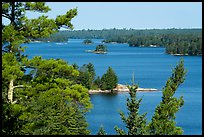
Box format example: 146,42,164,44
23,39,202,135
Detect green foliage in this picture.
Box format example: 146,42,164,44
76,64,118,91
2,53,24,82
18,88,90,135
93,76,101,89
114,59,186,135
22,57,92,110
72,63,79,70
42,28,202,55
2,2,93,135
2,2,77,58
35,32,69,42
25,2,51,12
114,84,148,135
2,56,92,135
2,54,27,135
24,57,79,81
83,39,93,44
2,103,26,135
47,28,200,39
87,63,96,81
101,67,118,91
55,8,78,29
165,35,202,55
23,15,58,38
77,63,96,89
147,58,187,135
97,125,107,135
95,44,108,52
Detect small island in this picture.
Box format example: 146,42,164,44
83,39,94,44
85,44,108,54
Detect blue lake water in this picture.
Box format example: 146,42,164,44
23,39,202,135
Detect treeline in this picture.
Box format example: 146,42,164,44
35,32,68,42
103,33,202,55
37,28,202,55
38,28,201,40
165,34,202,55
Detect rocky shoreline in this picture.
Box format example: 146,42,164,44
85,50,107,54
88,84,159,94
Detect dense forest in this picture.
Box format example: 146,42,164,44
2,2,191,135
36,28,202,55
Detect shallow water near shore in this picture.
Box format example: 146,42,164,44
23,39,202,135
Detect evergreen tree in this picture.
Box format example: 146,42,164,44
83,39,93,44
94,76,101,89
87,62,96,84
114,84,148,135
95,44,108,52
147,58,187,135
18,88,90,135
78,63,96,89
114,58,187,135
2,2,77,59
101,67,118,91
2,2,77,105
97,125,107,135
2,2,93,135
72,63,79,70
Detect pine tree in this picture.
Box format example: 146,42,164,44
2,2,77,104
147,58,187,135
97,125,107,135
101,67,118,91
2,2,93,135
2,2,77,59
94,76,101,89
78,63,96,89
114,58,187,135
114,84,148,135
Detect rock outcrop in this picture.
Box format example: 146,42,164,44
88,84,159,94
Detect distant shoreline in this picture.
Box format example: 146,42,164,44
171,53,202,56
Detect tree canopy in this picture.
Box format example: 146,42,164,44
2,2,77,59
94,44,108,54
83,39,93,44
100,67,118,91
2,2,93,135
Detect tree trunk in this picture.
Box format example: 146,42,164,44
8,79,31,104
11,2,15,26
8,79,14,104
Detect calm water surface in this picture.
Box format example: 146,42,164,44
23,39,202,135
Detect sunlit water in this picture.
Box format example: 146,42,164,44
23,39,202,135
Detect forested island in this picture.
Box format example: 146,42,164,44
83,39,94,44
37,28,202,56
85,44,108,54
